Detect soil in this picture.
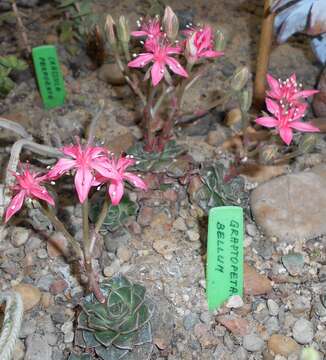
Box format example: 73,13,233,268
0,0,326,360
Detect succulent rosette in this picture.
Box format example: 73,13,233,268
74,274,155,360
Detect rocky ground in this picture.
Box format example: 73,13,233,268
1,0,326,359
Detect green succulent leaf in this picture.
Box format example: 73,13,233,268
0,55,28,71
77,274,154,359
89,193,138,233
127,140,185,173
191,163,249,213
95,329,121,347
0,76,15,97
95,346,129,360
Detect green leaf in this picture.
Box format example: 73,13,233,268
191,163,249,213
83,331,101,348
0,76,15,97
89,194,138,233
68,353,93,360
0,55,28,71
95,329,120,347
58,21,75,43
95,346,129,360
57,0,76,8
127,140,185,172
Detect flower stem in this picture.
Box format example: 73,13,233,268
82,200,105,303
82,200,90,260
94,197,109,234
38,202,83,260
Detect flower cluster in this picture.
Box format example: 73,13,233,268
4,143,147,222
127,10,223,86
255,73,320,145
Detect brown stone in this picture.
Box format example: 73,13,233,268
217,315,250,336
13,283,41,311
244,264,272,295
98,63,126,86
251,166,326,242
50,279,68,295
267,334,301,356
137,206,154,226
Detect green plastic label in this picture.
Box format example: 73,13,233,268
32,45,65,109
206,206,244,311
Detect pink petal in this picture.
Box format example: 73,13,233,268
255,116,279,128
5,190,26,222
289,73,296,83
131,30,148,37
128,53,154,68
289,121,320,132
91,158,113,178
151,61,165,86
165,57,188,78
279,127,293,145
30,186,55,206
123,172,148,190
108,181,124,206
74,168,94,203
62,145,80,159
266,74,281,98
265,98,280,115
166,46,182,55
199,50,224,58
47,158,76,179
116,157,135,172
293,89,319,99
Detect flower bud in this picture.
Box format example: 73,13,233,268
230,66,250,92
298,133,317,154
117,15,130,44
163,6,179,41
185,32,197,64
259,144,279,164
240,88,253,113
105,15,117,46
214,29,225,52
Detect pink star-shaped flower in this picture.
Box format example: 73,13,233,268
256,98,320,145
5,165,55,223
95,155,147,206
47,143,111,203
131,17,162,39
266,73,319,108
185,25,224,63
128,39,188,86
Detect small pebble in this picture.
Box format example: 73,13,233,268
282,253,304,276
243,334,265,352
11,227,29,247
292,318,314,344
267,299,280,316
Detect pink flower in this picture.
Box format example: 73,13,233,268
256,98,320,145
131,18,162,39
95,155,147,206
5,165,54,223
185,25,224,63
266,73,319,108
47,143,111,203
128,40,188,86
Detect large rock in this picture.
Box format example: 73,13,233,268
25,334,52,360
251,166,326,242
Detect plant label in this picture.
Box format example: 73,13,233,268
32,45,66,109
206,206,244,311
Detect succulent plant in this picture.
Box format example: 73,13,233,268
127,140,185,173
0,55,28,97
190,163,249,213
271,0,326,64
89,193,138,233
73,274,155,360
